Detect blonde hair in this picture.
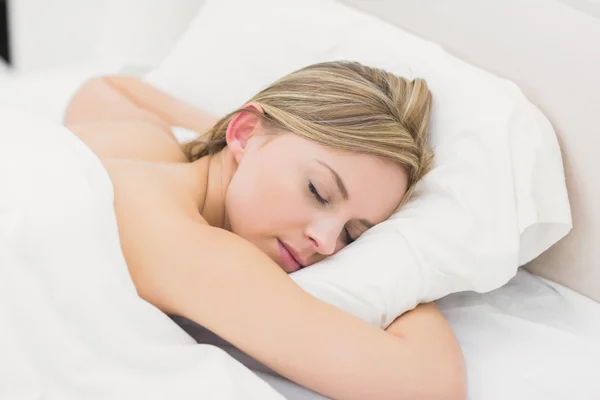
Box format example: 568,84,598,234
183,61,434,204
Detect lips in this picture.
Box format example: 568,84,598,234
277,240,304,273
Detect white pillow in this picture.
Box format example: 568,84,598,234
145,0,571,327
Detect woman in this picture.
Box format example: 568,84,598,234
64,61,466,399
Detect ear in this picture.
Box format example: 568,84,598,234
225,103,266,163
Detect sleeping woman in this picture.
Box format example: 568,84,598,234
64,61,467,400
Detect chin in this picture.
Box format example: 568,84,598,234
269,247,290,273
253,238,288,271
235,233,291,273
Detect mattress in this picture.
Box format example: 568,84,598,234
2,66,599,400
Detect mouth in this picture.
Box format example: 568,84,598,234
277,239,304,273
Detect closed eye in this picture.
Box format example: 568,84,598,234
309,181,358,245
344,227,355,244
309,181,328,205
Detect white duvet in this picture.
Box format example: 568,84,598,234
0,108,283,399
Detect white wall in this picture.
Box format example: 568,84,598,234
8,0,106,72
559,0,600,20
8,0,203,73
96,0,203,69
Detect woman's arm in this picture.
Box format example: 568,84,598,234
64,75,220,136
63,76,220,163
385,303,467,396
140,220,467,400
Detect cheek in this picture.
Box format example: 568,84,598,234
225,168,265,239
225,160,310,240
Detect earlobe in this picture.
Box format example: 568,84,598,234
225,103,265,163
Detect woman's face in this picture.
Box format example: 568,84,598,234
225,108,408,273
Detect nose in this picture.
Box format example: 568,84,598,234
305,217,344,256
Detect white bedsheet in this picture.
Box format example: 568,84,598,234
0,107,283,399
438,269,600,400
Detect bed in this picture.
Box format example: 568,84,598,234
1,0,599,399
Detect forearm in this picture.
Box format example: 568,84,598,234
64,75,219,135
153,225,466,400
103,76,219,134
385,303,467,399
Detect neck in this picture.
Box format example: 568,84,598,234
193,148,236,230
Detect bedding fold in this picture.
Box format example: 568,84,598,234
0,108,283,400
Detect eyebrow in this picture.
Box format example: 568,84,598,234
315,159,349,200
314,159,375,230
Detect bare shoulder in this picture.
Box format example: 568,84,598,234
100,158,209,297
101,164,274,314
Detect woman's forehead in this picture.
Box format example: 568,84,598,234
336,154,407,211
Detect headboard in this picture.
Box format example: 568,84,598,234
339,0,600,301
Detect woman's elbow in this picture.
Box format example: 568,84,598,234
386,303,467,399
394,332,467,399
401,356,466,400
445,361,468,400
428,344,468,400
